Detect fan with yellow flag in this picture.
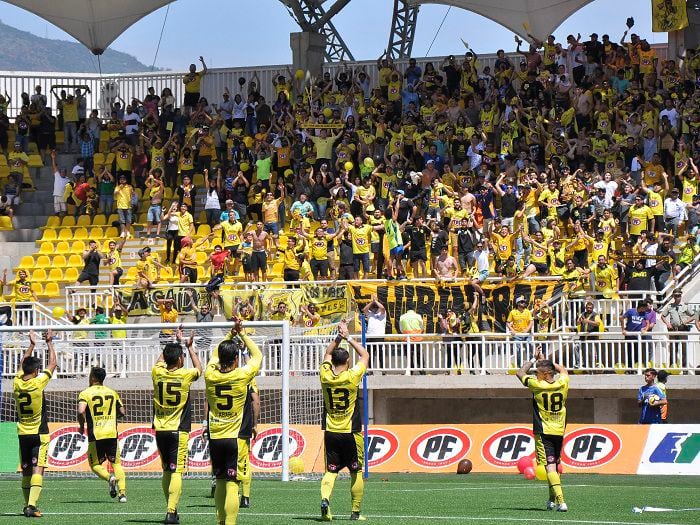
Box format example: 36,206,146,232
651,0,689,32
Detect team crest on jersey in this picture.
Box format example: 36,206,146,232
366,428,400,468
187,428,210,468
562,427,622,468
48,426,88,468
118,427,160,468
250,427,306,470
481,427,535,468
409,427,471,468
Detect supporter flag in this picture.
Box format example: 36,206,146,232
651,0,689,32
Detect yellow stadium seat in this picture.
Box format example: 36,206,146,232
55,241,70,254
196,266,207,281
32,269,47,282
27,143,38,154
195,251,208,266
0,216,12,230
41,228,57,241
67,254,83,268
92,215,106,226
73,227,88,240
0,154,7,166
39,242,54,255
89,227,104,239
47,268,63,282
105,226,119,238
107,214,118,225
58,228,73,240
52,255,67,267
43,216,60,229
125,267,138,280
76,215,92,227
44,282,60,297
160,266,174,281
27,154,44,168
197,211,206,224
31,282,44,296
61,216,76,227
64,267,79,282
193,173,205,187
17,256,34,269
72,240,86,253
163,187,174,200
35,255,51,268
196,224,211,237
136,213,147,225
0,166,10,179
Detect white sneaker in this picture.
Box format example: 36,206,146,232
118,495,127,503
555,503,568,512
546,501,555,510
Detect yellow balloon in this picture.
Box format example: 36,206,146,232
323,108,333,118
344,161,354,172
52,306,65,318
534,464,547,481
507,362,517,375
239,162,249,172
289,456,305,475
363,157,375,169
243,136,254,148
614,363,626,375
295,69,304,80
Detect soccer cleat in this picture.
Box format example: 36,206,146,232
546,501,555,510
209,478,216,498
350,511,367,520
239,496,250,508
555,503,568,512
321,498,332,521
23,505,42,518
109,476,117,498
164,511,180,524
118,495,127,504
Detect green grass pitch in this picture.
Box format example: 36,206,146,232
1,473,699,524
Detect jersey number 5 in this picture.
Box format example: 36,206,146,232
326,388,350,411
541,392,564,412
17,392,33,416
214,385,235,411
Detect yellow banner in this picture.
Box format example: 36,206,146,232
298,123,345,129
350,280,565,333
652,0,689,32
254,283,349,325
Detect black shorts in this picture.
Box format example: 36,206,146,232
324,431,363,473
533,262,548,274
535,433,564,466
181,266,198,283
77,272,99,286
338,264,354,280
224,246,240,258
251,251,267,272
18,434,49,470
310,259,330,278
410,249,427,263
156,431,189,473
184,92,200,108
89,438,118,465
210,438,238,480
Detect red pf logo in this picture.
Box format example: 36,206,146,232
481,427,535,468
118,427,160,468
366,428,400,468
187,428,210,469
48,426,89,468
409,427,470,469
562,427,622,468
250,427,306,470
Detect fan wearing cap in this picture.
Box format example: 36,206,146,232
663,187,686,238
507,296,533,362
134,246,164,291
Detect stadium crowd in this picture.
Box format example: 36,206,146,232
2,31,700,336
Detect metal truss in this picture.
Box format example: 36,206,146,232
388,0,419,59
280,0,355,62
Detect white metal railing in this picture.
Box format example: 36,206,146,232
1,328,695,377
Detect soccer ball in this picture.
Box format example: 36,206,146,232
647,394,660,406
456,459,472,474
289,456,305,475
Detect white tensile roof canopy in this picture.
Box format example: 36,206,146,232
7,0,599,55
409,0,598,41
5,0,174,54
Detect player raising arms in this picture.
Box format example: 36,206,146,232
516,347,569,512
77,366,127,502
152,328,203,524
205,318,262,525
13,330,56,518
320,320,369,521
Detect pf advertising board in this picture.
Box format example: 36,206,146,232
19,423,697,475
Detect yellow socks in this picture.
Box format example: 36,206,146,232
21,475,31,505
321,472,338,502
350,472,364,513
547,470,564,504
167,472,182,513
113,464,127,495
28,474,43,507
214,479,239,525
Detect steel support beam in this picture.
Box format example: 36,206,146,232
280,0,354,62
388,0,419,59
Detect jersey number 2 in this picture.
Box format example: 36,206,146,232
17,393,33,416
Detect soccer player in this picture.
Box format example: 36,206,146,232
516,348,569,512
152,328,203,524
77,366,127,502
205,319,262,525
637,368,667,424
319,320,369,521
13,330,56,518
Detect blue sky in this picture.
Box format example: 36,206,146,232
0,0,663,70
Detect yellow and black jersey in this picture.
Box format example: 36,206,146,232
204,336,262,440
13,368,52,435
238,379,259,441
151,363,201,432
78,384,123,441
320,360,366,434
521,374,569,436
